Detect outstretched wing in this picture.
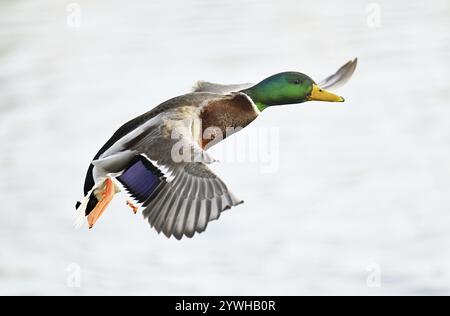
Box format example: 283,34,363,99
114,154,243,239
94,95,244,239
192,81,254,94
151,161,242,239
318,58,358,90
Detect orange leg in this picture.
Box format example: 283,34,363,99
126,200,138,214
88,178,115,229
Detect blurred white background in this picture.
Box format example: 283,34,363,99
1,0,450,295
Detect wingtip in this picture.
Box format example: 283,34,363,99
191,80,205,92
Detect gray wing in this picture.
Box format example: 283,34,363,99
94,99,243,239
128,115,243,239
192,81,254,94
318,58,358,90
141,161,243,239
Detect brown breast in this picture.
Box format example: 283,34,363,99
199,93,259,149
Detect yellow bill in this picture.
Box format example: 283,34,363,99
308,84,345,102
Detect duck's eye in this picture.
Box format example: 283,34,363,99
293,80,301,85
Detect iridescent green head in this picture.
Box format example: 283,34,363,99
241,72,344,111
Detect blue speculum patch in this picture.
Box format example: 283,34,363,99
117,156,164,203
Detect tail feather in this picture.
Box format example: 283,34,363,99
74,188,95,229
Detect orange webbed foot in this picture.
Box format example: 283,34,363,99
87,178,115,229
126,200,138,214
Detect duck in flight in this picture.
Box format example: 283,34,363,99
75,59,357,239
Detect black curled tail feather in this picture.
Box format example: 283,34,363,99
75,162,97,216
74,163,95,211
82,163,99,216
75,191,99,217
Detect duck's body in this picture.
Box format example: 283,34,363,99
76,59,357,239
78,92,258,239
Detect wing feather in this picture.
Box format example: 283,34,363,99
192,81,254,94
94,95,244,239
318,58,358,90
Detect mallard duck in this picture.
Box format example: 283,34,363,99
75,58,357,239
